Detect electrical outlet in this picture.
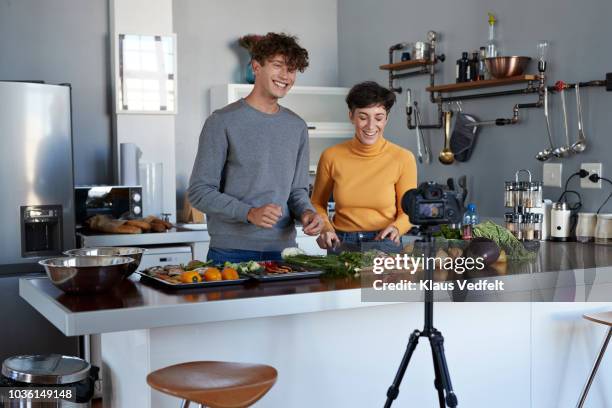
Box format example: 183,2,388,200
581,163,602,189
543,163,562,187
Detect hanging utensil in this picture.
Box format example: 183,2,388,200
413,102,430,164
552,82,573,158
406,90,423,164
570,83,587,153
413,107,423,163
458,175,468,207
536,87,556,161
439,111,454,165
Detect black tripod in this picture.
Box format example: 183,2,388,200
384,228,458,408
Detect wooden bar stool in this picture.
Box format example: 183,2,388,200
577,312,612,408
147,361,277,408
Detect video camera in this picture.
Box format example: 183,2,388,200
401,182,463,226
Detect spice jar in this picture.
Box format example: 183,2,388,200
530,181,543,208
513,213,524,240
504,181,516,208
533,213,543,240
517,181,529,208
505,212,515,233
522,213,535,240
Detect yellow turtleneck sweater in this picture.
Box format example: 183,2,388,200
311,135,417,235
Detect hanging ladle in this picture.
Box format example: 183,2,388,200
536,87,556,161
570,83,587,153
552,81,573,158
439,111,454,165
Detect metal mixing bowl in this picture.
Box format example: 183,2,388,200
485,56,531,79
39,256,134,294
64,247,146,277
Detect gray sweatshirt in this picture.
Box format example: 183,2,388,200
188,99,315,251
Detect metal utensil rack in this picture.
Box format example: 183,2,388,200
381,32,611,131
504,169,543,242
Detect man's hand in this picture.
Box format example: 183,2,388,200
301,210,324,236
317,231,341,249
247,204,282,228
375,225,400,243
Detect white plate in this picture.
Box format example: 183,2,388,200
176,223,207,230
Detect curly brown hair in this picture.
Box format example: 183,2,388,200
251,32,309,73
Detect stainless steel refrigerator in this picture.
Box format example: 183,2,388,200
0,81,79,362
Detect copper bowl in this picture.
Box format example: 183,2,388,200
39,256,134,294
64,247,146,277
485,56,531,79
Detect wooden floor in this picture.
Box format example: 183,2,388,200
92,398,102,408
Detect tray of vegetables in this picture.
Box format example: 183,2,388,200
242,260,323,282
137,260,250,289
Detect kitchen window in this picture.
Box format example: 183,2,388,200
116,33,177,114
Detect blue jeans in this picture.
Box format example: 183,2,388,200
330,231,402,254
206,247,283,264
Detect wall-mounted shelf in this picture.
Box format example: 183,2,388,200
379,59,431,71
427,75,538,93
307,122,353,138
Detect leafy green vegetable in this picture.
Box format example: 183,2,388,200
284,251,378,278
473,221,536,261
435,224,462,240
183,260,213,270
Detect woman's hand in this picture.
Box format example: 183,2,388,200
301,210,324,236
375,225,400,243
317,230,341,249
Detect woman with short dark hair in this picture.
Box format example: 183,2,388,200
310,81,417,250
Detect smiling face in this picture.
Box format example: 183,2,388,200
349,105,388,145
252,55,296,100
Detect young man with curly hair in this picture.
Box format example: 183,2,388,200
189,32,324,263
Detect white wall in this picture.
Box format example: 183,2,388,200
110,0,177,221
172,0,339,216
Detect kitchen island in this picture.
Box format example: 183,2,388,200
20,242,612,408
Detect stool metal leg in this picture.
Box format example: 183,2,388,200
180,401,207,408
577,327,612,408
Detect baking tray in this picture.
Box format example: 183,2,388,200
246,262,323,282
136,271,251,290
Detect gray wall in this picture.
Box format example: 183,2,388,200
173,0,339,208
0,0,112,185
338,0,612,217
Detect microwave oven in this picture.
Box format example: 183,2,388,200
75,185,142,226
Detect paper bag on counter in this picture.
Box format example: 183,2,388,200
182,194,206,224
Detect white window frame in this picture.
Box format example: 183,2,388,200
114,33,177,115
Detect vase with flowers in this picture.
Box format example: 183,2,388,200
238,34,262,84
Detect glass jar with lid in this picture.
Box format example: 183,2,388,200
517,181,530,208
529,181,543,208
505,212,515,233
513,213,524,240
522,213,536,241
533,213,543,240
504,182,516,208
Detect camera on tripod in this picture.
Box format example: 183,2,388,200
386,182,462,408
401,182,463,226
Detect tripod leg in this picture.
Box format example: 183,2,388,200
429,330,458,408
384,330,421,408
430,341,446,408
